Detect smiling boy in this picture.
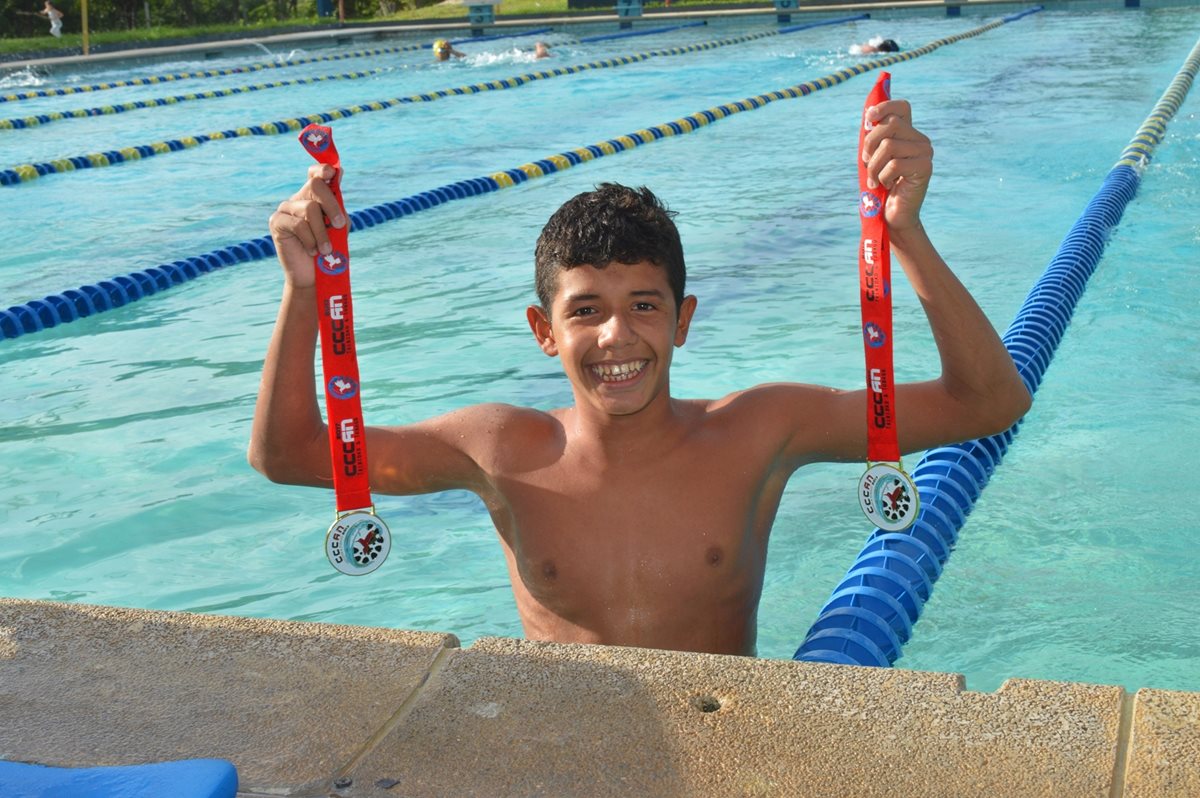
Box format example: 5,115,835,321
249,98,1030,656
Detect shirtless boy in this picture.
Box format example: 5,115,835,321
249,98,1030,656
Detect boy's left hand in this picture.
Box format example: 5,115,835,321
862,99,932,236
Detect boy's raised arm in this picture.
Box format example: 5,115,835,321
866,99,1031,451
247,165,338,488
776,99,1030,465
247,165,488,496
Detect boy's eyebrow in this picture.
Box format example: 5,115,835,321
563,288,667,303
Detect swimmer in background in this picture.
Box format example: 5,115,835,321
36,1,64,38
851,37,900,55
534,41,551,59
432,39,466,61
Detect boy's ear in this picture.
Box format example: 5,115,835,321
526,305,558,356
674,294,698,347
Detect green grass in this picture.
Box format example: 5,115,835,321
1,21,320,57
0,0,709,58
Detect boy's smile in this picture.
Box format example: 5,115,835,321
527,260,696,419
590,359,648,383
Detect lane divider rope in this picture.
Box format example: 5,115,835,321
0,19,810,132
0,27,553,104
792,31,1200,669
0,67,387,131
0,10,1041,341
0,16,869,186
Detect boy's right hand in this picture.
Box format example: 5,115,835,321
267,163,347,289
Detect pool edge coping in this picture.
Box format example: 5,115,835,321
1,598,1197,797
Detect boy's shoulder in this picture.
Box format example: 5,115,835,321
448,400,566,444
701,381,849,458
707,381,841,416
443,401,562,432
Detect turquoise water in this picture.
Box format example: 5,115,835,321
1,6,1197,693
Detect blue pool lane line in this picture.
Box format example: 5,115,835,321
0,11,1042,341
0,67,388,131
0,17,869,133
793,33,1200,669
576,13,872,44
0,28,553,105
0,17,873,187
578,20,710,43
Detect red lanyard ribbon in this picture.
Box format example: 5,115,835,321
858,72,899,464
855,73,918,531
299,124,391,575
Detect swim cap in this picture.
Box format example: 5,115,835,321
433,39,449,51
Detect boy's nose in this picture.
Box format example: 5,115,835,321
597,312,637,349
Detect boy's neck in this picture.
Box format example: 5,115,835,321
566,388,689,461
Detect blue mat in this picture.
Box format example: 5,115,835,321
0,758,238,798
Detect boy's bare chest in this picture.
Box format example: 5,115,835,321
488,435,781,581
501,437,765,530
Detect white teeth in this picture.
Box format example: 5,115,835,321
591,360,647,381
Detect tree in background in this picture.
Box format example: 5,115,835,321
0,0,388,37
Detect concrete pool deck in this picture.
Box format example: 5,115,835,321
1,599,1197,797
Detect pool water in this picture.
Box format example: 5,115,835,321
1,5,1197,693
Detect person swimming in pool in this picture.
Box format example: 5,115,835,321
851,37,901,55
432,38,465,61
534,41,551,59
250,97,1030,657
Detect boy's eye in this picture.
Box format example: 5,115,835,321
569,306,596,318
633,302,657,311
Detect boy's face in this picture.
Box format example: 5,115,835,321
527,261,696,418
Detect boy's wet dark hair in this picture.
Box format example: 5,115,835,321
534,183,686,314
878,39,900,52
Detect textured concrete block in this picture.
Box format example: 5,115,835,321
1124,687,1200,797
0,599,457,794
342,636,1126,797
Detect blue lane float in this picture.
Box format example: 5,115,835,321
777,13,870,35
0,11,1044,341
443,26,553,46
0,68,390,132
0,19,873,188
578,20,708,44
794,33,1200,668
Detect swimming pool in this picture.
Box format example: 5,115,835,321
1,3,1196,694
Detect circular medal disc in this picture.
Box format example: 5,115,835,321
325,511,391,576
858,463,920,531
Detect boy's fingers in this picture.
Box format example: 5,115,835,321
862,100,924,162
269,216,317,257
865,99,912,127
270,199,330,256
863,120,925,158
300,173,346,228
876,155,930,191
300,200,334,253
305,163,342,186
865,128,932,177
